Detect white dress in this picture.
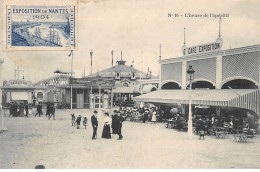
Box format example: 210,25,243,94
151,112,156,122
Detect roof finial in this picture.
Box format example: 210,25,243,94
184,27,186,45
219,16,221,38
111,50,114,67
121,50,123,60
159,44,161,60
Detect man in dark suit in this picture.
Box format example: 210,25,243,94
115,112,124,140
35,102,42,117
91,110,98,139
46,102,51,117
24,103,29,118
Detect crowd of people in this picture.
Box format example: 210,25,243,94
8,101,56,120
8,101,29,118
6,101,260,139
116,106,161,123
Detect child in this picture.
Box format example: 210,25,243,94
83,117,88,129
199,122,205,140
76,115,82,129
71,114,76,126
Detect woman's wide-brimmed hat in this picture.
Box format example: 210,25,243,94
104,112,109,115
94,110,98,113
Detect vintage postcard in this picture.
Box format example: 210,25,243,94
0,0,260,170
2,0,77,51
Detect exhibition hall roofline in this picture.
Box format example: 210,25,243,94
159,44,260,65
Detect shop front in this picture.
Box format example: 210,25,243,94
57,77,114,109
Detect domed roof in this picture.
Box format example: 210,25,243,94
87,60,150,79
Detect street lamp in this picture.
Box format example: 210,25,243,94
187,65,195,137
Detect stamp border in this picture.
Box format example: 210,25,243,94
2,0,78,51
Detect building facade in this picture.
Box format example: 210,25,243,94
135,43,260,116
58,59,153,109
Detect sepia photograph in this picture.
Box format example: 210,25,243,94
0,0,260,169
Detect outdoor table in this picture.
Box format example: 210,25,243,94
165,119,174,129
233,133,254,143
215,127,228,139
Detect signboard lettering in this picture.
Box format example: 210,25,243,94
183,42,222,56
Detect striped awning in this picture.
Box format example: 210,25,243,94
227,89,260,116
133,89,259,116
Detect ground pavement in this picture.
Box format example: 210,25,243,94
0,109,260,169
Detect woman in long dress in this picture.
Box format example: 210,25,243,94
151,111,157,124
102,112,112,139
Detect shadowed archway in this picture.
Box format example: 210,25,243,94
222,79,258,89
161,82,181,89
187,81,215,89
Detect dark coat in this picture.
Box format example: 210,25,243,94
91,115,98,126
37,104,41,111
76,116,82,125
51,105,55,114
25,104,29,111
114,115,124,130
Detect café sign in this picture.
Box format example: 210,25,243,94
182,41,222,56
3,79,32,86
69,77,114,88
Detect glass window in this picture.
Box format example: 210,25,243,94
37,92,43,99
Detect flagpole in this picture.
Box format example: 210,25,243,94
70,50,73,110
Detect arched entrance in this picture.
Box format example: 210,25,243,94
161,82,181,89
187,81,215,89
222,79,258,89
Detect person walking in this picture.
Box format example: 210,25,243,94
24,103,29,118
115,112,124,140
13,101,18,117
111,110,117,134
19,102,24,117
91,110,98,140
76,115,82,129
83,117,88,129
9,102,14,117
35,102,42,117
102,112,112,139
46,102,51,117
48,103,55,120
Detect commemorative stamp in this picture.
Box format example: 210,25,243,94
2,0,77,51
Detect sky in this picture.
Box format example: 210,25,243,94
0,0,260,83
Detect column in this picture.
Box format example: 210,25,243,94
99,86,101,109
110,88,113,109
89,89,93,109
181,61,187,89
216,55,222,89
